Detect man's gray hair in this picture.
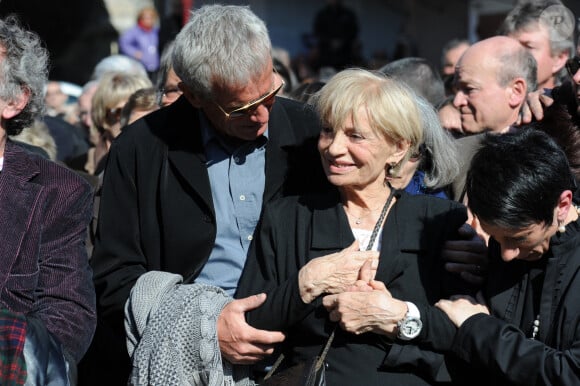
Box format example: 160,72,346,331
0,16,49,136
499,0,575,86
172,4,272,101
497,45,538,93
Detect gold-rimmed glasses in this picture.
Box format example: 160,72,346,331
214,78,285,120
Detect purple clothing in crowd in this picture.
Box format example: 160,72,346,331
119,25,159,72
0,141,96,362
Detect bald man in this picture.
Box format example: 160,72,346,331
451,36,538,200
453,36,537,134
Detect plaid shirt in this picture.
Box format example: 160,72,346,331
0,309,27,385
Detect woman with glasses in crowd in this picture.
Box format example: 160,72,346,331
386,96,459,199
90,71,152,175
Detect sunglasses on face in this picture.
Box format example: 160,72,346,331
566,56,580,77
214,79,285,120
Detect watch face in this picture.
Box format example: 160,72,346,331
398,316,422,340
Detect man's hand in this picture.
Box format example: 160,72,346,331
518,88,554,124
217,293,285,364
438,103,463,135
443,223,488,286
435,293,489,327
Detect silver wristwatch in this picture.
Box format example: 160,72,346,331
397,301,422,341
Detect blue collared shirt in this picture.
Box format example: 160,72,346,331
195,115,268,295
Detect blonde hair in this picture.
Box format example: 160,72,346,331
12,119,57,160
312,68,424,168
91,71,152,132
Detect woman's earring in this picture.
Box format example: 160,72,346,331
558,221,566,233
387,162,396,176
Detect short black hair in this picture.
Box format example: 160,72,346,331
467,128,576,229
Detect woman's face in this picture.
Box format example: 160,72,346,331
480,219,556,262
139,9,157,29
318,108,406,191
103,99,127,138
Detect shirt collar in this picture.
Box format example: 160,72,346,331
200,111,268,152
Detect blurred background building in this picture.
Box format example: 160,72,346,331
0,0,578,87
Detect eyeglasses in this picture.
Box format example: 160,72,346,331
213,79,285,120
409,144,426,161
566,56,580,77
159,87,182,98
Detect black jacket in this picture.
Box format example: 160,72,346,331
86,96,327,384
448,221,580,385
237,189,470,385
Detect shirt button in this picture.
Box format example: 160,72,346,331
247,235,253,241
234,157,240,163
240,195,246,201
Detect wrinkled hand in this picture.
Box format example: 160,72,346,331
217,293,285,364
345,259,377,292
438,103,463,135
517,88,554,124
299,240,379,303
435,292,489,327
443,223,488,286
322,280,407,338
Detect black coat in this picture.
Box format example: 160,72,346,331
85,96,327,384
447,221,580,385
237,189,469,385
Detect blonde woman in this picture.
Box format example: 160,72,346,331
89,71,152,174
237,69,472,385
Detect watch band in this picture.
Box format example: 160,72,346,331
397,301,423,341
404,301,421,319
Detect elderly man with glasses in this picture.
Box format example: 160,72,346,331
84,4,329,385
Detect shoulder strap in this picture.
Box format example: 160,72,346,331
315,327,335,370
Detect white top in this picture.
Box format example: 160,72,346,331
351,227,383,251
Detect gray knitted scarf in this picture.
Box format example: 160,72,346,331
125,271,255,386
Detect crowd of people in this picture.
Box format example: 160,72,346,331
0,0,580,385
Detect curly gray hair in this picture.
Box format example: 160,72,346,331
0,16,49,136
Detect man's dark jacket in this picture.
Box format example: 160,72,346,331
81,96,327,384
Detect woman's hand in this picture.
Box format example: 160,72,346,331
322,280,407,338
435,292,489,327
298,241,379,304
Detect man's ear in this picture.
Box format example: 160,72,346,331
551,51,569,76
1,88,30,119
508,77,526,109
178,82,203,108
